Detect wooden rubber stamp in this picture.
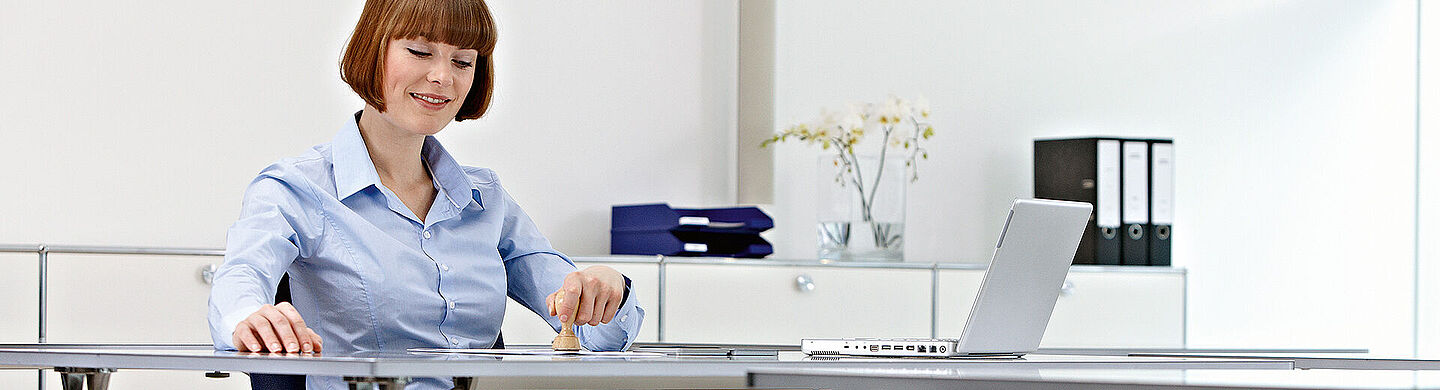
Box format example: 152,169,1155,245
551,295,582,352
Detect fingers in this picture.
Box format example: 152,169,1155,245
552,267,628,327
245,313,283,353
600,287,622,324
232,304,317,354
234,322,262,352
545,291,558,317
576,280,599,326
556,273,583,324
275,303,315,353
306,326,324,352
259,306,302,353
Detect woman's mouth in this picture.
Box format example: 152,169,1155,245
410,92,452,110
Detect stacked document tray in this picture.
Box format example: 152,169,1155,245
611,203,773,258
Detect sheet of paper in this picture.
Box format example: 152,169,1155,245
408,348,665,357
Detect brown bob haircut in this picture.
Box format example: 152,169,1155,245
340,0,497,121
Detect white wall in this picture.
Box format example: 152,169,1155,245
766,1,1418,355
0,1,739,256
1419,0,1440,358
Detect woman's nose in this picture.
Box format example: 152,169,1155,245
427,65,453,88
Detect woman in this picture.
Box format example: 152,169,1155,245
207,0,643,387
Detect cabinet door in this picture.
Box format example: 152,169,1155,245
500,262,660,345
1041,272,1184,347
46,254,218,343
663,264,931,344
936,269,1185,348
0,369,39,390
0,253,39,343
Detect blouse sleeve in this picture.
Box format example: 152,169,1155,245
207,167,321,350
496,186,644,351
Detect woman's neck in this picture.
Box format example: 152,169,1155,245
356,106,430,189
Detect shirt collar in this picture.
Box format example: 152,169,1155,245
421,132,485,210
332,112,383,201
332,111,483,210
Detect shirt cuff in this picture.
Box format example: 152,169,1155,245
577,284,645,352
619,275,632,307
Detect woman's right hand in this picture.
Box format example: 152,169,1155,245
231,302,322,353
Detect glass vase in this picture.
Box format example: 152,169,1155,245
817,155,906,262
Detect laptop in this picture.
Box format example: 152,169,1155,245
801,198,1093,358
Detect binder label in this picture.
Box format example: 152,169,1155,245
1151,143,1174,225
1097,140,1121,228
678,216,710,226
1122,141,1149,224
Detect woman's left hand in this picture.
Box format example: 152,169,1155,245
546,265,625,327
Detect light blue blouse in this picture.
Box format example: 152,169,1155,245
208,113,642,389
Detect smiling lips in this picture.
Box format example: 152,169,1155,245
410,92,452,110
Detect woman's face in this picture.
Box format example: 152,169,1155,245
375,37,478,135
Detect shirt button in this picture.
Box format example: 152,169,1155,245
621,314,628,322
423,230,432,239
447,300,456,310
442,264,451,272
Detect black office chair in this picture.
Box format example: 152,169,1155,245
247,275,505,390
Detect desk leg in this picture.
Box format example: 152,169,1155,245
344,376,408,390
55,367,114,390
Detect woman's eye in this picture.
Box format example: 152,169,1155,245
452,59,474,69
406,48,431,57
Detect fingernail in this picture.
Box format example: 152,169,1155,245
249,344,260,351
303,343,312,353
270,343,281,351
288,342,298,352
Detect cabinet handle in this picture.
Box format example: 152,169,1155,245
1060,279,1076,296
200,264,220,285
795,274,815,293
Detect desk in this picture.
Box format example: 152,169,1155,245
748,367,1440,389
1036,348,1368,356
1134,352,1440,370
0,344,1292,390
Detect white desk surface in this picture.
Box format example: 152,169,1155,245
750,367,1440,390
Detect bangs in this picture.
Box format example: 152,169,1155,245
384,0,496,54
